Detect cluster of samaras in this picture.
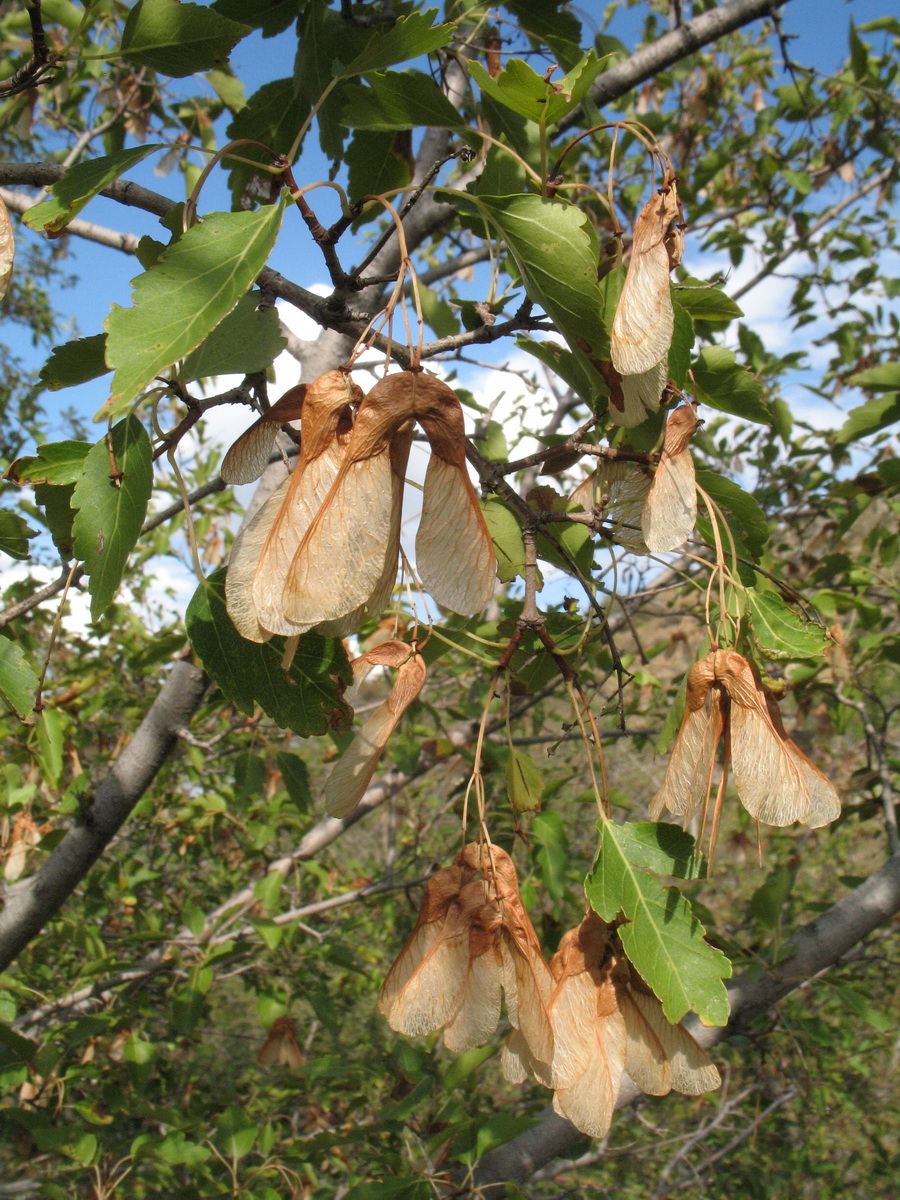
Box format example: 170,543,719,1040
223,368,497,645
380,843,720,1139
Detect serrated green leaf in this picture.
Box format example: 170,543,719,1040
532,810,568,900
34,483,77,559
516,336,585,395
181,292,286,382
746,588,827,660
102,197,286,418
0,637,38,724
608,821,706,881
0,511,37,560
505,747,543,814
469,51,604,126
346,130,412,204
693,346,770,425
849,363,900,392
39,335,110,391
185,568,352,737
7,440,90,486
480,498,525,582
669,304,694,387
585,819,731,1025
694,468,770,559
674,278,743,322
23,147,164,235
341,70,464,131
340,10,456,75
445,193,609,400
71,416,153,621
211,0,300,38
276,752,311,810
122,0,251,77
225,78,301,205
834,393,900,444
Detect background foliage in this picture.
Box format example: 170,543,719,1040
0,1,898,1196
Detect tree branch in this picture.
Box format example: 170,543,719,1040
0,661,209,971
469,849,900,1188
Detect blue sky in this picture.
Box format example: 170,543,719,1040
3,0,895,436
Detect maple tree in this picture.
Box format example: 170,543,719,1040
0,1,898,1196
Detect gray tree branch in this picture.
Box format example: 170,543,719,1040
470,849,900,1188
0,662,209,971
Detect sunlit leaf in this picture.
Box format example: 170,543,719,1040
102,197,286,417
0,638,38,724
693,346,770,425
185,568,352,737
746,588,828,660
24,147,164,235
122,0,251,77
585,819,731,1025
181,292,286,381
39,335,110,391
71,416,154,621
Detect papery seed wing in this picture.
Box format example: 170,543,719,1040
417,456,496,614
619,992,670,1094
610,183,681,377
443,943,503,1052
784,739,840,827
616,358,668,427
316,426,410,637
379,920,471,1037
225,477,289,642
642,449,696,553
500,934,554,1069
574,461,651,553
283,447,395,626
625,987,720,1095
0,196,15,301
649,688,722,820
221,386,307,485
551,1004,626,1139
324,652,425,818
253,446,343,635
501,1028,535,1085
727,668,813,826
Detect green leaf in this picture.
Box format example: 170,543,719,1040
694,468,770,559
216,1106,257,1159
70,1133,98,1168
674,278,743,322
746,588,827,660
276,752,312,810
505,747,544,814
23,147,164,235
181,292,286,382
7,440,91,486
585,819,731,1025
480,498,525,582
122,0,251,77
447,193,609,400
185,568,352,737
341,70,464,131
532,810,568,900
102,197,286,418
0,639,38,725
0,1022,37,1062
35,708,67,789
71,416,154,621
346,130,412,203
849,363,900,392
225,78,301,205
693,346,770,425
34,483,77,559
469,51,605,126
750,863,795,929
340,10,456,75
668,305,694,388
39,335,110,391
605,821,706,881
211,0,300,39
516,335,585,395
834,393,900,444
0,512,37,560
